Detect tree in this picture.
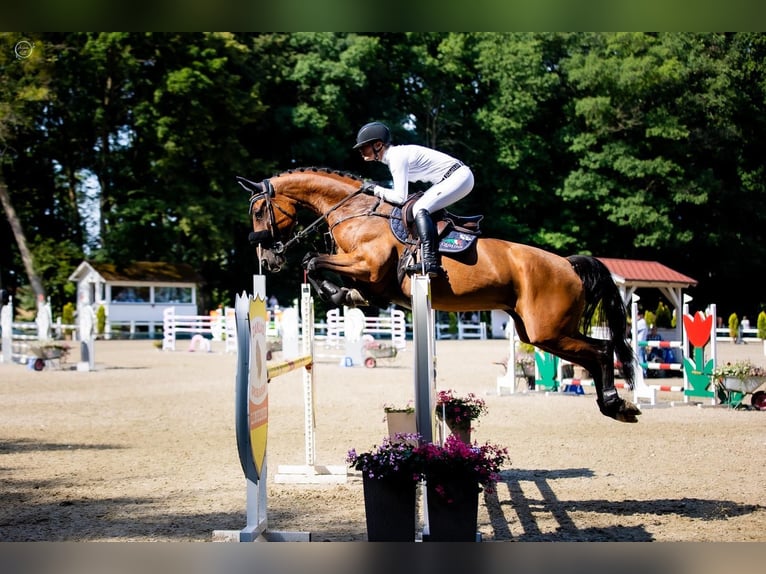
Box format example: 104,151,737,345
0,32,50,302
473,32,575,245
3,33,766,321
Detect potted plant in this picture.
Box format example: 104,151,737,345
434,389,488,444
515,353,535,376
383,402,416,441
727,313,738,341
61,302,75,340
96,305,106,338
514,353,537,389
416,435,508,542
347,434,424,541
757,311,766,340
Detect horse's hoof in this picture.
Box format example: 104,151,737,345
598,398,641,423
617,400,642,423
615,410,640,423
346,289,369,307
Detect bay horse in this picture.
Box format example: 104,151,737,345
240,167,640,423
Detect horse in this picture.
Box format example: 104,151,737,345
239,167,640,423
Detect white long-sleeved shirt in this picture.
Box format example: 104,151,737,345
372,145,460,205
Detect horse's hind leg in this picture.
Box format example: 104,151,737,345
585,337,641,423
538,333,641,423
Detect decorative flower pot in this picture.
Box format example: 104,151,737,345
362,474,417,542
385,411,417,441
424,476,480,542
443,418,471,444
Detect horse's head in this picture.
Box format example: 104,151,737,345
238,168,373,272
236,176,298,272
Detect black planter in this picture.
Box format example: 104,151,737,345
425,476,480,542
362,474,417,541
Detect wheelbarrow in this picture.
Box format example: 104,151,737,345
362,339,398,368
720,376,766,410
29,343,70,371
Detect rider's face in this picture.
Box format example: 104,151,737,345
358,142,383,161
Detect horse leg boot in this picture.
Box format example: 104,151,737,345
596,362,641,423
306,274,369,307
406,209,441,277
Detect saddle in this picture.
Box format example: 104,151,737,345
389,192,483,255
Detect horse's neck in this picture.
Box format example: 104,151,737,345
281,175,359,215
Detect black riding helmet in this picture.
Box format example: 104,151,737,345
352,121,391,150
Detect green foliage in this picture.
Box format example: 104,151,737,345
644,310,656,328
2,32,766,318
61,302,75,334
654,301,673,329
447,312,457,334
30,238,81,313
758,311,766,340
96,305,106,335
728,313,739,340
519,342,535,354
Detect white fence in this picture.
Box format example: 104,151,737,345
320,307,407,349
162,307,237,352
435,321,488,340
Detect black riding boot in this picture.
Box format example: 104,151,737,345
407,209,441,277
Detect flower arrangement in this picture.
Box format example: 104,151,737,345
346,434,424,483
383,402,414,414
416,434,508,497
348,433,509,495
515,353,535,375
29,341,71,361
434,389,488,427
711,360,766,382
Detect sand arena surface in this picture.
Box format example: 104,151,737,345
1,336,765,542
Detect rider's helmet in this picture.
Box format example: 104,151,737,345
352,121,391,150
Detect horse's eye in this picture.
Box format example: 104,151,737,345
253,204,265,221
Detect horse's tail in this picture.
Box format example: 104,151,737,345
567,255,635,387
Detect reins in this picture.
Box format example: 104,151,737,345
281,185,369,252
242,174,378,256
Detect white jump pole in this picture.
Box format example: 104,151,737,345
1,297,12,364
410,274,438,540
411,275,435,444
273,282,346,484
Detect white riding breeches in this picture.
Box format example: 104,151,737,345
413,165,474,214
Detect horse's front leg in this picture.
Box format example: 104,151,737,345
303,251,383,308
304,250,383,282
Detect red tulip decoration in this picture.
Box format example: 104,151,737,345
682,311,715,399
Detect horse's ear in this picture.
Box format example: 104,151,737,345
236,175,262,194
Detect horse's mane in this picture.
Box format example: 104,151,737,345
274,166,364,186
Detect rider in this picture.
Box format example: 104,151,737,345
353,121,474,277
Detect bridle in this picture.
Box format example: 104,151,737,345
238,177,290,255
237,175,369,257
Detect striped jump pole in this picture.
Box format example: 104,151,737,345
213,277,337,542
631,294,717,406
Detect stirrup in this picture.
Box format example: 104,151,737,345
405,261,442,277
